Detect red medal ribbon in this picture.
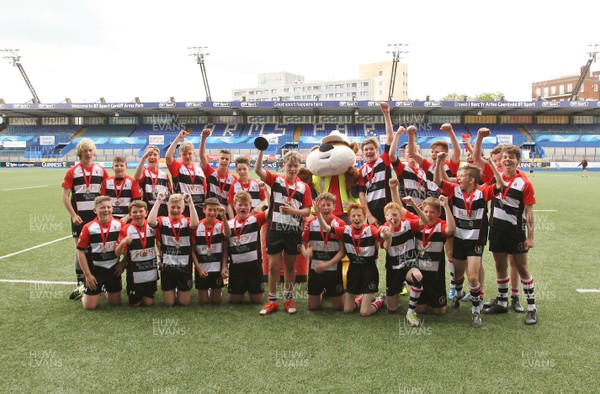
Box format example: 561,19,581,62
99,221,111,250
185,165,197,185
79,163,94,192
462,190,475,219
501,176,516,201
284,178,298,202
239,181,250,192
148,169,159,191
168,217,182,245
421,220,439,248
113,177,127,200
134,221,148,250
351,225,365,255
202,219,215,251
319,218,332,247
218,172,229,194
414,167,424,188
233,218,247,244
363,162,376,186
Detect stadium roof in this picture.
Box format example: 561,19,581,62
1,100,600,118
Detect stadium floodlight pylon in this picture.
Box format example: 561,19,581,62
0,49,41,104
570,44,599,101
188,46,212,102
386,43,409,101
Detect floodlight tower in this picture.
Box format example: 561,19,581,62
386,43,409,101
570,44,600,101
188,46,212,101
1,49,41,103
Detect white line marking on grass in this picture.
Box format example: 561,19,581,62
533,210,557,212
0,279,76,285
576,289,600,293
0,235,71,260
2,185,48,191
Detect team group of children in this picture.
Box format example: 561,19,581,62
62,102,538,328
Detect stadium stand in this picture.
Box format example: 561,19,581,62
524,124,600,161
81,125,135,138
527,124,600,135
1,112,599,165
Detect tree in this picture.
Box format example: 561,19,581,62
472,92,505,101
441,93,469,101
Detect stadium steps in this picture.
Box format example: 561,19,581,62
519,126,534,142
72,127,86,139
294,126,302,142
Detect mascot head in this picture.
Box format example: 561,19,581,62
306,130,359,177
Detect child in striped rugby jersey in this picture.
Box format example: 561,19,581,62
226,191,269,305
406,196,455,326
62,138,109,300
166,129,207,217
148,192,199,307
485,145,538,325
357,102,395,226
300,192,347,311
191,197,231,305
256,150,312,315
76,196,123,310
135,145,173,217
434,152,503,328
115,200,158,307
200,128,238,211
315,202,386,317
379,197,428,316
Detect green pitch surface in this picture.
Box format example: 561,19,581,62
1,169,599,393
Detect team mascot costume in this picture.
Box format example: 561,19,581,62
305,130,361,286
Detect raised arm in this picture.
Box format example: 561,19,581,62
439,195,455,237
487,156,504,191
185,193,200,230
462,137,474,155
219,206,231,238
402,196,428,225
380,102,395,145
314,199,332,233
253,181,270,213
134,149,150,181
440,123,461,164
389,178,401,205
255,150,267,181
472,128,489,169
379,225,392,251
147,191,165,228
406,125,424,166
166,130,189,166
227,203,235,221
434,152,448,187
389,126,406,163
199,128,211,169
